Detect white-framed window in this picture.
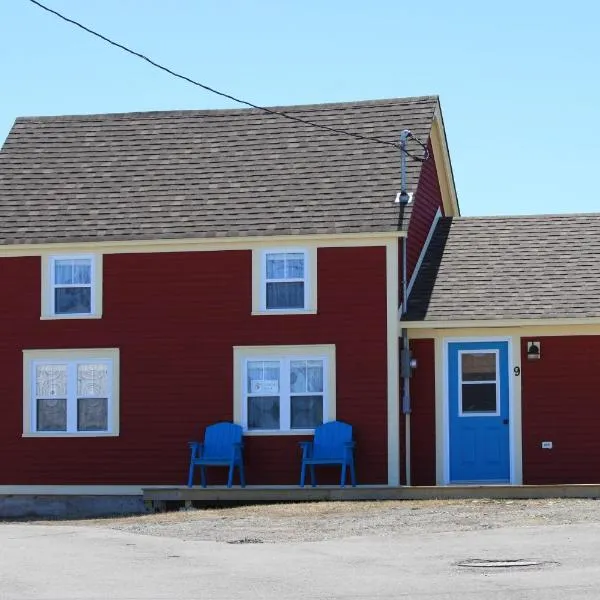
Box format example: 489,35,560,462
458,350,500,416
22,349,119,437
263,250,307,310
234,345,335,434
252,248,317,315
41,254,103,319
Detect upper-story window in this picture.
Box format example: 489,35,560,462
265,251,307,310
252,248,316,315
42,254,103,319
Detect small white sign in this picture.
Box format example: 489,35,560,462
251,380,278,394
541,441,553,449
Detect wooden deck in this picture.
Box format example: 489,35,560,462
142,483,600,509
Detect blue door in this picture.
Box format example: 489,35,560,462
448,341,510,483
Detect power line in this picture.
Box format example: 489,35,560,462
26,0,429,161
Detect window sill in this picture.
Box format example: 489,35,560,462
22,432,118,438
40,314,102,320
251,310,317,317
243,429,315,437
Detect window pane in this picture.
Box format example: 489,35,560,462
248,396,280,430
55,287,92,314
72,260,92,284
37,398,67,431
78,364,109,397
286,254,304,279
78,397,108,431
307,360,324,392
247,361,280,394
36,364,68,398
266,281,304,309
290,361,307,393
54,259,91,285
54,260,73,285
461,383,497,413
266,254,285,279
291,395,323,429
290,360,323,393
461,353,496,382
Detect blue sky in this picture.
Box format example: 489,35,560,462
1,0,598,217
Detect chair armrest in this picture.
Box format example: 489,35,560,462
188,441,203,458
299,441,313,458
231,442,244,460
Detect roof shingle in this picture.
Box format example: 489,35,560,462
404,214,600,322
0,96,438,245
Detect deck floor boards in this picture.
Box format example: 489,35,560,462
142,484,600,504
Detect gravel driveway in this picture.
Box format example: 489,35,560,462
31,498,600,543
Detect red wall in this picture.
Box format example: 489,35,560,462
0,247,389,486
521,336,600,484
405,140,445,284
400,338,436,485
399,334,600,487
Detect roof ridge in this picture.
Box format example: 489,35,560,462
451,212,600,222
14,95,439,123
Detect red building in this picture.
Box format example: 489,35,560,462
1,96,595,505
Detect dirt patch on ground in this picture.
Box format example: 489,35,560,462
29,498,600,543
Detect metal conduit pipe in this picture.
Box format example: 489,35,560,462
399,130,412,487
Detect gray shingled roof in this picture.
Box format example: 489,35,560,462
0,96,438,245
404,214,600,322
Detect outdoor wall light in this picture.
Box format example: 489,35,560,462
400,349,417,377
527,341,541,360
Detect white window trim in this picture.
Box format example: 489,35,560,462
233,345,335,435
41,254,103,319
457,349,500,417
22,348,120,437
251,247,317,315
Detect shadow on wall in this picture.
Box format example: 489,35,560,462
403,218,452,320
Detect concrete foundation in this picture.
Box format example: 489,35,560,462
0,495,147,519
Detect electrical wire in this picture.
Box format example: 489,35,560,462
405,132,430,161
26,0,429,161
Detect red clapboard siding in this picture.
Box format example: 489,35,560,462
407,338,436,485
405,140,445,285
521,336,600,484
0,246,389,486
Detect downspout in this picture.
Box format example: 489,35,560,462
399,130,412,487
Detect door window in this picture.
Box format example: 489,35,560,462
459,352,498,414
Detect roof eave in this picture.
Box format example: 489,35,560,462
431,99,460,217
402,316,600,329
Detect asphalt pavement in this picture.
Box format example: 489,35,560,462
1,522,599,599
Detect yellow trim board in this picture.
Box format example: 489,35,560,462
385,239,400,485
0,231,404,258
430,105,460,217
408,323,600,338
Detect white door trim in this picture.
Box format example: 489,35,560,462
440,336,522,486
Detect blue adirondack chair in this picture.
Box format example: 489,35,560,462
187,422,246,488
299,420,356,487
